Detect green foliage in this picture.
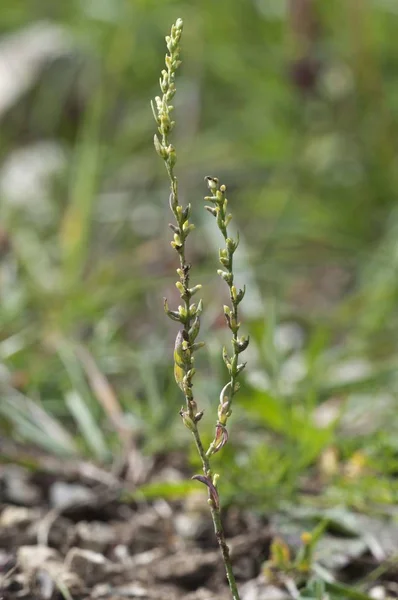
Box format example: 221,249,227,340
0,0,398,556
1,4,398,597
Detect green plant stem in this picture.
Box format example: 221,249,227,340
190,428,241,600
165,175,241,600
204,179,249,458
210,506,240,600
219,203,239,417
153,20,242,600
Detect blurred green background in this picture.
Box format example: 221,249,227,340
1,0,398,509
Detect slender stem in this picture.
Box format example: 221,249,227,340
210,506,240,600
191,426,241,600
204,179,249,457
153,20,243,600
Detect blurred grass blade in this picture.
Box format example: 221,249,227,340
0,388,77,455
11,229,58,292
124,480,197,502
75,343,131,444
65,389,108,461
356,205,398,335
56,339,97,413
57,339,110,459
60,89,103,283
0,328,33,359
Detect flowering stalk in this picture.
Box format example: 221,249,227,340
204,177,249,458
152,20,248,600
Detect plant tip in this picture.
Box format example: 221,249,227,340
205,176,219,191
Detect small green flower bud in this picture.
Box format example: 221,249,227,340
178,305,187,320
174,333,186,389
182,204,191,220
225,214,233,227
189,316,201,342
166,89,175,102
222,346,231,369
153,134,167,159
160,114,171,134
216,189,224,202
175,281,185,294
216,211,225,231
179,409,196,432
229,316,240,334
167,144,177,167
236,286,246,303
226,237,237,253
223,305,231,317
217,270,233,285
196,299,204,315
205,175,219,191
188,284,202,296
173,233,182,246
191,341,205,352
166,38,176,53
238,336,250,353
183,222,195,234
